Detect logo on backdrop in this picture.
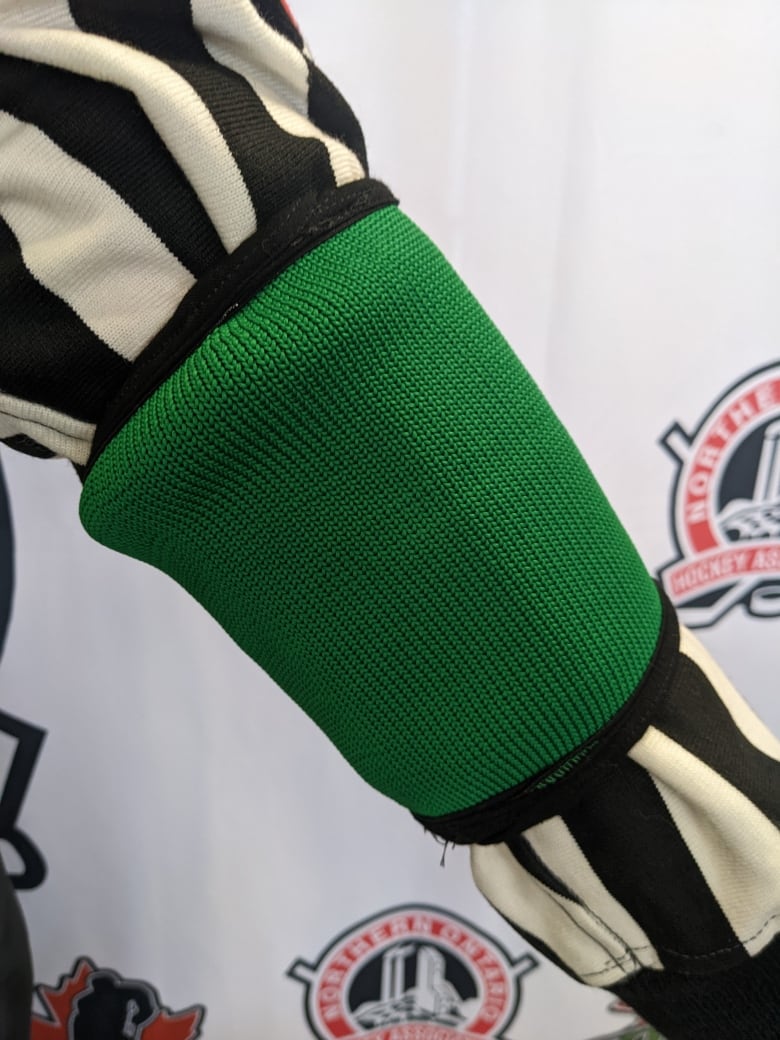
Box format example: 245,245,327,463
288,904,538,1040
660,361,780,627
0,708,47,890
583,1001,666,1039
32,958,205,1040
0,460,48,889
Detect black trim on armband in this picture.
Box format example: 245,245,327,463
415,586,679,845
88,178,396,473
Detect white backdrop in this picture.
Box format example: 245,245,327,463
1,3,778,1038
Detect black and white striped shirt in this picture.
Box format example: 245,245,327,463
0,0,374,463
0,6,778,1039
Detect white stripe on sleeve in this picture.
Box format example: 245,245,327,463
0,0,67,30
471,841,651,987
0,393,95,464
630,727,780,958
524,816,662,972
0,112,195,362
0,13,256,251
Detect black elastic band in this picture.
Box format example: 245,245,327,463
88,179,396,472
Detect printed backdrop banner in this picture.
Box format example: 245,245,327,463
1,2,778,1038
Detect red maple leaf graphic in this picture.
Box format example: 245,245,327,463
32,959,93,1038
31,958,203,1040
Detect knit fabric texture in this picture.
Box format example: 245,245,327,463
80,205,661,817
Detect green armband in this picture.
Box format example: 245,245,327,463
81,205,661,819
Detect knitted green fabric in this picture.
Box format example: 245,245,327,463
80,206,661,817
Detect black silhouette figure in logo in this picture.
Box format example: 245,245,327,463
70,971,157,1040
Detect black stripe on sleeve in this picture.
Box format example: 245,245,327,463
505,833,582,905
1,437,56,460
653,653,780,828
69,0,340,228
0,216,131,423
612,932,780,1040
562,757,743,973
307,61,368,172
0,55,225,278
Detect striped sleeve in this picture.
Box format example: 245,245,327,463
0,0,380,464
470,602,780,1039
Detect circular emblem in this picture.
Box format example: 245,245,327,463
660,361,780,626
288,904,538,1040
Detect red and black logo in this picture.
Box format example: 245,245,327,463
660,361,780,626
288,904,538,1040
32,958,205,1039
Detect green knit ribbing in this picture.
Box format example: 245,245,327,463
80,206,661,817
